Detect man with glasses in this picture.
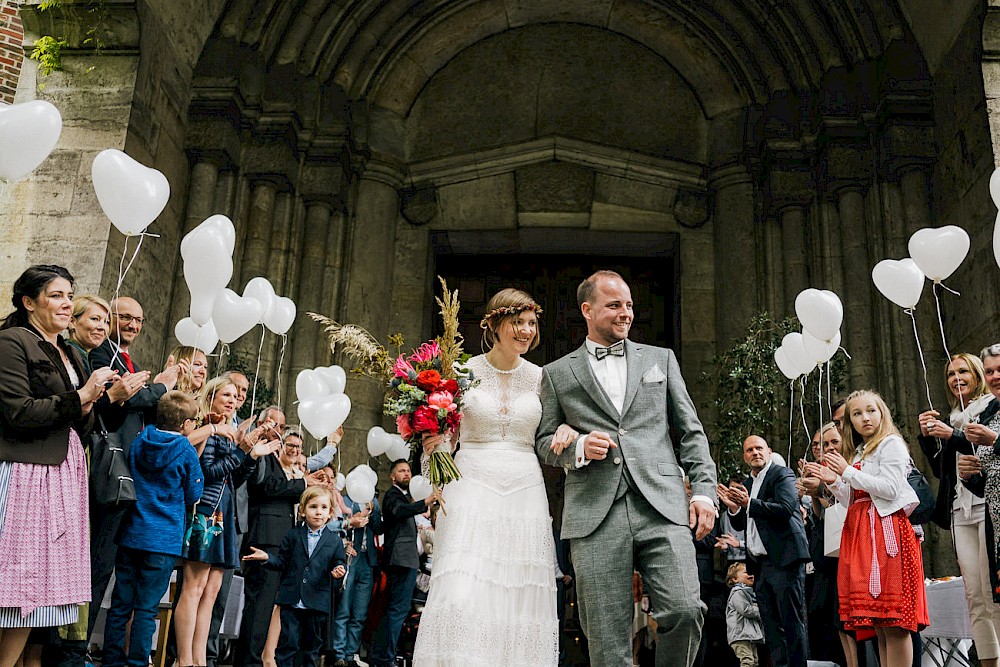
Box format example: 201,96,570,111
87,296,182,647
236,406,331,666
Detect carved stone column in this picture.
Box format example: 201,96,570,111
233,180,278,368
710,165,758,347
340,160,401,463
836,186,877,385
779,204,809,312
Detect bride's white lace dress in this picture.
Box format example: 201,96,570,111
412,354,559,666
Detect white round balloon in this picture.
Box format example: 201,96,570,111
774,346,799,380
781,332,816,376
315,366,347,395
295,369,328,400
345,477,375,504
174,317,219,354
794,289,843,343
298,393,351,440
802,330,841,364
408,475,433,502
367,426,390,457
265,296,296,335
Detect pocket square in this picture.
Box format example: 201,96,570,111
642,364,666,383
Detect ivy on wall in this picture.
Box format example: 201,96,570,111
28,0,107,76
704,313,847,482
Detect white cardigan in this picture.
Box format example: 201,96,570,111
828,434,918,518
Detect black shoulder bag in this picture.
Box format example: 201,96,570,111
89,414,136,505
906,460,936,525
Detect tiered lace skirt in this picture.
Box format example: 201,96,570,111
413,441,559,666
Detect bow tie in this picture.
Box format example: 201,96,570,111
593,340,625,360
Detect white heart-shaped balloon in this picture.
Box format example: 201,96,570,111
794,289,843,343
334,472,346,491
802,329,841,364
315,365,347,395
993,212,1000,272
908,225,970,282
174,317,219,354
184,250,232,326
212,289,263,344
345,477,375,504
0,100,62,181
781,332,816,376
295,369,328,401
367,426,390,457
386,435,411,461
181,214,236,258
871,258,925,309
243,277,276,323
408,475,433,502
990,167,1000,209
92,149,170,236
264,296,296,335
774,346,800,380
298,393,351,440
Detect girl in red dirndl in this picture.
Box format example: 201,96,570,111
804,390,928,667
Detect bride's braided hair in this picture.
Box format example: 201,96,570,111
479,288,542,352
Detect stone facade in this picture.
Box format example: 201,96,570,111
3,0,1000,574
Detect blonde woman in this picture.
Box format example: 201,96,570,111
173,376,279,667
805,390,928,667
917,353,1000,667
165,345,209,395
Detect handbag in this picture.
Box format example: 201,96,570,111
906,461,936,525
823,502,847,557
89,415,136,505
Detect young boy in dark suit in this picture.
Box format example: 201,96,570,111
243,486,347,667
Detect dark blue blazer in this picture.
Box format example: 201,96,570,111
343,494,383,568
730,463,810,568
264,524,347,614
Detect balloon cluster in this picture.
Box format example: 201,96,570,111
367,426,411,461
295,365,352,440
774,289,844,380
872,226,970,309
175,216,298,351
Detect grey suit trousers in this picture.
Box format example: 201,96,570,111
571,484,704,667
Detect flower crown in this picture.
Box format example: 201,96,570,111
479,303,543,330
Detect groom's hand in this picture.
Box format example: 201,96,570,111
583,431,617,460
690,501,716,540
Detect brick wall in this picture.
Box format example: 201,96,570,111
0,0,23,103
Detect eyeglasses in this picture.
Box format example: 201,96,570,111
116,314,144,325
284,442,303,450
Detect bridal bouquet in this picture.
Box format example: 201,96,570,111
383,340,472,486
309,277,473,487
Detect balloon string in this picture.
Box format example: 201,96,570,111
276,334,287,407
815,364,824,462
933,282,954,364
826,360,833,424
249,323,265,419
798,375,809,456
115,234,145,294
786,382,795,463
906,308,935,411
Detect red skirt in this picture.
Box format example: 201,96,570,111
838,495,929,632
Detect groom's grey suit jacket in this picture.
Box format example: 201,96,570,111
535,340,717,540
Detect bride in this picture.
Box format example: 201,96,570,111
412,288,577,666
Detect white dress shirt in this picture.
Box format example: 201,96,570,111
744,459,772,557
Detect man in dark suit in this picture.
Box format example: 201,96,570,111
370,460,439,667
87,296,180,643
236,406,328,667
719,436,810,667
331,490,383,667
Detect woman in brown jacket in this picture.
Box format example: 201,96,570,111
0,265,117,666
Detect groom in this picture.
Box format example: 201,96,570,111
536,270,717,667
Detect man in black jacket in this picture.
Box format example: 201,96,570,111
370,460,439,667
87,296,180,643
718,436,810,667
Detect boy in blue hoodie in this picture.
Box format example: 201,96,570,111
102,391,204,667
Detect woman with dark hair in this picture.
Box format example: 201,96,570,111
0,265,118,665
